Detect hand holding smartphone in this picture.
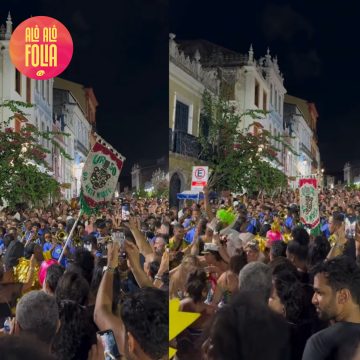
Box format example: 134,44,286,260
97,329,121,360
112,231,126,248
121,203,130,221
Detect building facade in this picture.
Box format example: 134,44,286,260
53,78,97,199
0,13,98,200
344,161,360,185
0,13,53,173
326,175,335,188
0,13,35,128
284,94,320,188
169,34,219,207
178,40,287,172
173,35,322,191
131,157,168,192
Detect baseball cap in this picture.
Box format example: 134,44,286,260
201,243,219,254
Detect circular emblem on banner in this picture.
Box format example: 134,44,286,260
9,16,73,80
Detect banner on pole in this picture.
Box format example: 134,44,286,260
80,134,125,214
299,178,320,229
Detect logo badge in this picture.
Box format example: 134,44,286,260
9,16,73,80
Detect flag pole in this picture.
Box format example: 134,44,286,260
58,133,96,264
58,209,83,264
58,134,97,264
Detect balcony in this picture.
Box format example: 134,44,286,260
300,143,313,159
169,128,201,159
75,139,89,156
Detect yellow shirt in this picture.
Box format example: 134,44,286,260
13,258,40,289
168,236,188,251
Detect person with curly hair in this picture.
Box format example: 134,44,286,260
286,226,310,284
307,235,330,270
52,271,96,360
269,269,311,360
202,291,291,360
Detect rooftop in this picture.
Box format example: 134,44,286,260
284,94,312,128
54,78,88,114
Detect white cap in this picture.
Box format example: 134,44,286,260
239,232,255,246
202,243,219,253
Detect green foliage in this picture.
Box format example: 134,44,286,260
134,188,150,199
199,91,289,194
345,183,360,191
151,169,169,198
0,101,71,209
1,164,60,208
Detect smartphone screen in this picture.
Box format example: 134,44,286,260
98,329,121,360
122,203,130,221
112,231,125,249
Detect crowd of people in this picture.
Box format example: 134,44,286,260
2,184,360,359
0,197,169,360
169,186,360,360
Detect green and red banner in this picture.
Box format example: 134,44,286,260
299,178,320,233
80,134,125,214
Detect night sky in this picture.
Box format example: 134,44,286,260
1,0,168,185
2,1,359,184
170,0,359,178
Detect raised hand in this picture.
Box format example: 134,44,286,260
107,242,119,268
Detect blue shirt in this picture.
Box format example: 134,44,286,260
321,221,330,239
90,231,100,238
185,227,196,244
183,218,192,228
51,245,67,267
285,216,293,229
43,242,52,252
246,218,258,234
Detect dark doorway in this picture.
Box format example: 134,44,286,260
170,172,181,209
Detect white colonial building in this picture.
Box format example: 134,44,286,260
34,77,54,170
169,34,219,207
178,40,288,172
0,13,35,128
53,78,96,199
0,13,98,200
176,37,321,188
284,94,320,187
